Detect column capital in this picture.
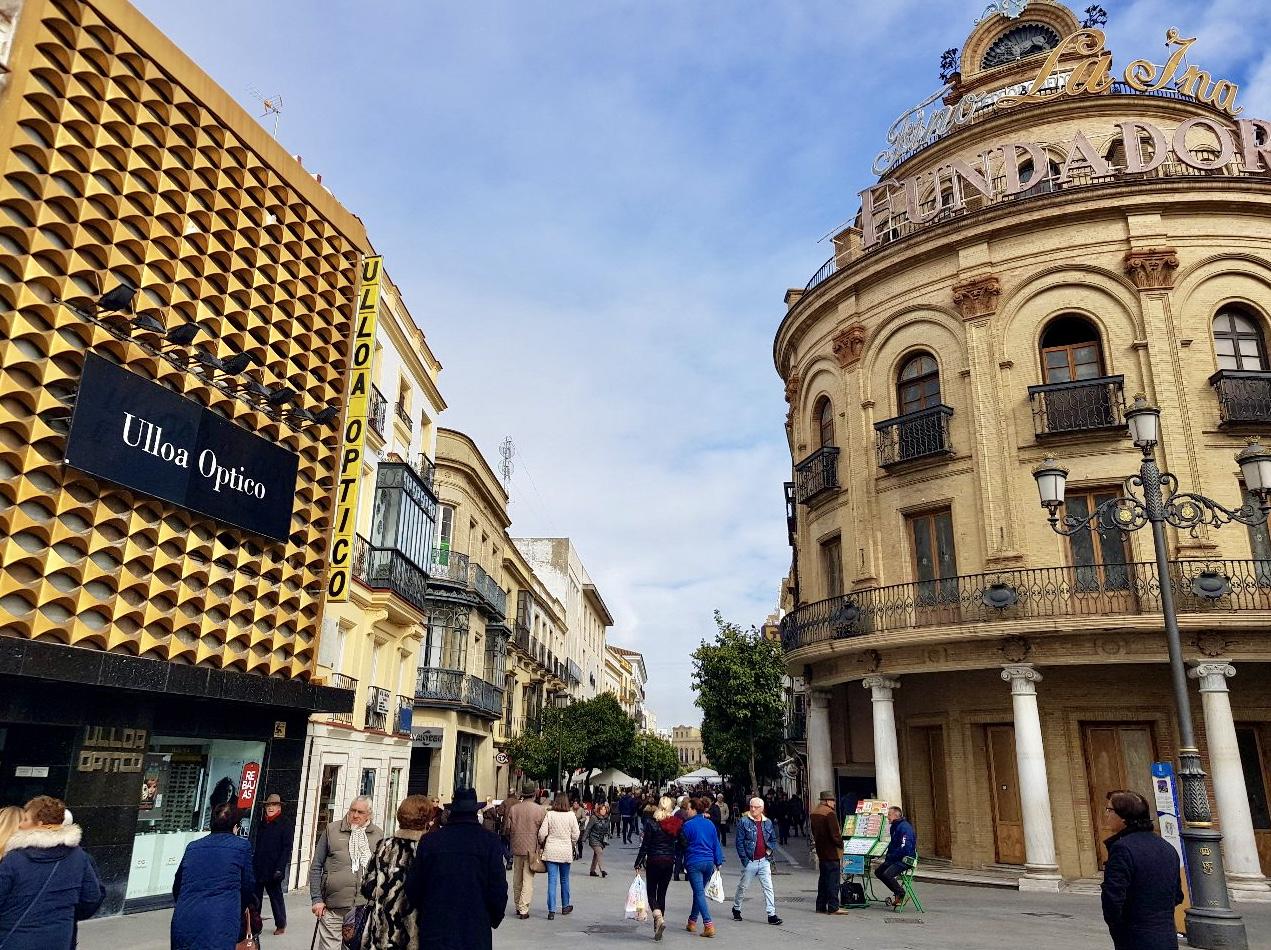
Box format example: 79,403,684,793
952,273,1001,320
1188,661,1236,692
1124,248,1179,290
808,689,832,710
1001,664,1042,694
862,675,900,696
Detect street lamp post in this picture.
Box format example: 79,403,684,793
1032,395,1271,950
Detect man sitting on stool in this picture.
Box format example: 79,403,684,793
875,805,915,908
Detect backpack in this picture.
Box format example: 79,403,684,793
839,880,867,907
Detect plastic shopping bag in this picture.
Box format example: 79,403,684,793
705,868,726,903
625,873,649,921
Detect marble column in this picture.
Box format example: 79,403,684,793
806,689,834,799
1001,664,1061,890
862,676,902,806
1189,662,1271,902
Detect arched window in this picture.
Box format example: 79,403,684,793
1214,308,1267,371
1040,315,1105,383
897,353,941,415
814,396,835,448
1019,157,1061,195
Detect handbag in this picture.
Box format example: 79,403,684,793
341,905,368,949
529,848,547,873
234,909,257,950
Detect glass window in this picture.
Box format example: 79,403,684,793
1066,490,1131,591
898,354,941,414
369,463,437,570
360,767,376,798
1214,309,1267,371
815,397,835,448
821,536,843,599
385,768,403,835
1041,315,1105,383
908,509,957,604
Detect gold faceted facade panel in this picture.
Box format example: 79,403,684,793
0,0,367,679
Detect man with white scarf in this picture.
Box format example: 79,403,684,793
309,795,384,950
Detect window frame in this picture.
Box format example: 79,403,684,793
1040,314,1106,384
897,353,942,415
814,395,835,449
1063,488,1133,592
1213,307,1268,372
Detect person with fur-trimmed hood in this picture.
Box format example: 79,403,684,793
358,795,438,950
0,795,103,950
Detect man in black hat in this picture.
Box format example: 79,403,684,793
405,787,507,950
251,792,294,935
810,791,848,915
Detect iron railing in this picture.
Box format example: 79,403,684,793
1028,375,1124,437
368,384,387,438
875,405,953,467
429,547,470,587
794,446,840,505
413,453,436,492
365,686,391,732
470,562,507,616
1209,370,1271,426
353,535,429,614
324,673,357,725
415,667,504,718
780,558,1271,653
513,618,531,653
394,398,413,429
566,659,582,685
805,256,836,293
395,695,413,737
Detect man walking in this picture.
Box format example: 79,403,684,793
875,805,916,908
810,791,848,915
731,797,782,925
308,796,383,950
618,788,638,844
504,781,546,919
252,793,294,935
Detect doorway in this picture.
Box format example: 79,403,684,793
1081,722,1158,866
913,725,952,859
985,724,1025,865
314,763,341,845
409,747,433,797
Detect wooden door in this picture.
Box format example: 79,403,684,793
1082,723,1159,866
986,724,1026,865
1235,725,1271,875
924,726,952,859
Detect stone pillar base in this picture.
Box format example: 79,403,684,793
1018,868,1063,893
1228,873,1271,904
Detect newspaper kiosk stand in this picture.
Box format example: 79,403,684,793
840,800,890,907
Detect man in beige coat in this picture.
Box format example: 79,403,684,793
503,782,546,918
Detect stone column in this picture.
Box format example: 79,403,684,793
1001,664,1061,890
862,676,902,806
806,689,834,799
1189,662,1271,901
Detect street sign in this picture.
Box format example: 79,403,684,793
495,751,510,766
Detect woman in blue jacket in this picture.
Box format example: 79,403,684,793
677,796,724,937
171,803,257,950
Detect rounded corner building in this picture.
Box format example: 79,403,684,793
776,0,1271,898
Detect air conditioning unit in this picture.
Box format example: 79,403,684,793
375,692,390,714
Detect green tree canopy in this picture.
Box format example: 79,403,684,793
692,611,786,791
623,730,680,786
507,693,637,787
571,692,637,775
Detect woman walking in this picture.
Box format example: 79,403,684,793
587,804,612,878
358,795,438,949
538,793,579,920
635,797,683,941
679,796,724,938
0,796,103,950
170,802,256,950
1101,790,1184,950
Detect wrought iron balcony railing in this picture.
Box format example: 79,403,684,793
368,384,387,438
566,659,582,685
513,618,531,653
428,547,470,587
780,558,1271,653
413,453,436,492
875,405,954,468
470,562,507,617
394,399,413,430
415,667,504,718
365,686,391,732
353,535,429,614
1028,375,1124,438
323,672,358,725
1209,370,1271,427
794,446,840,505
395,694,413,737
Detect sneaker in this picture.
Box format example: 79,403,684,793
702,923,716,938
731,907,742,921
768,915,783,925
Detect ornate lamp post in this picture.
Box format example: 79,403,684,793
1032,395,1270,950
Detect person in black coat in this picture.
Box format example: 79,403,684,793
1100,790,1183,950
404,787,507,950
252,793,294,936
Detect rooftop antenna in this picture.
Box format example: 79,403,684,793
248,84,284,137
499,437,516,494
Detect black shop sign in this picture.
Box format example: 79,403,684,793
66,353,299,542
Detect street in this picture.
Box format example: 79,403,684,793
77,835,1271,949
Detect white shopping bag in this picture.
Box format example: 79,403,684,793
705,868,726,903
625,872,649,921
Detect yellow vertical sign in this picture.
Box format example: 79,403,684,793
327,254,383,601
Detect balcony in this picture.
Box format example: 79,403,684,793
415,666,504,719
413,454,436,492
513,616,531,653
566,659,582,686
353,535,429,614
428,548,470,589
470,562,507,618
1210,370,1271,427
780,558,1271,654
794,446,840,505
365,686,391,732
395,695,413,738
1028,376,1124,438
394,399,413,431
875,405,953,468
368,384,387,438
323,673,358,725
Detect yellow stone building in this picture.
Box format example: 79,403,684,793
671,725,708,769
777,2,1271,898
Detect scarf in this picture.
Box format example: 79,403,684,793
349,824,371,873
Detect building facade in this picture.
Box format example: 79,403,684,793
671,725,707,769
607,645,648,725
0,0,359,914
776,2,1271,895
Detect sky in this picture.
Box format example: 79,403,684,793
134,1,1271,728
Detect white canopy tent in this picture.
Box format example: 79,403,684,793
677,766,723,785
568,766,641,788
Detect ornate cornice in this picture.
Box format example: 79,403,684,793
1124,248,1179,290
831,323,867,369
952,274,1001,320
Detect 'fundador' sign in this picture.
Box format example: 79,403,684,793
66,353,299,542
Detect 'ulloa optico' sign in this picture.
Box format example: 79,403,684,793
66,352,300,542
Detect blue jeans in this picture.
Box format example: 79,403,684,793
733,858,776,916
545,860,571,911
685,862,715,924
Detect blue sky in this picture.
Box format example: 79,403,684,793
135,1,1271,727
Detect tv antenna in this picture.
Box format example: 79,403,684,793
499,437,516,493
248,84,284,137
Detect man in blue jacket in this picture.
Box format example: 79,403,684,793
875,805,916,906
731,797,782,925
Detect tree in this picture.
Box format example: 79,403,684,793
624,730,680,786
569,692,637,777
506,704,587,784
692,611,786,792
